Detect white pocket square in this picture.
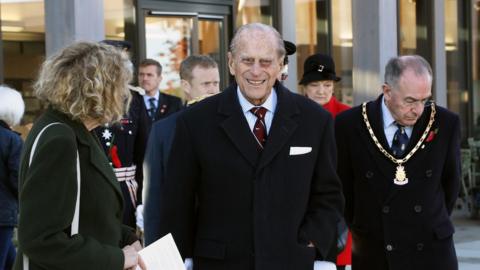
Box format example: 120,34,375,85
289,146,312,155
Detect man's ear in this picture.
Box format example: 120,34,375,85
227,52,235,76
382,83,391,98
181,79,191,96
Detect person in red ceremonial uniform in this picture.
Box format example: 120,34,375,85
300,53,352,270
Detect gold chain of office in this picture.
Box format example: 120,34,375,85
361,102,436,185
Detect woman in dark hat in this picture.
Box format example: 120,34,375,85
299,53,352,270
299,53,350,118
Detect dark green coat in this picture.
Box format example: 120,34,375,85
14,108,137,270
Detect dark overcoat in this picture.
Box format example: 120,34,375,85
0,121,23,226
335,95,460,270
158,82,344,270
143,112,179,245
13,108,137,270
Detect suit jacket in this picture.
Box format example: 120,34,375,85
143,111,179,245
335,95,461,270
0,121,23,226
158,82,344,270
14,108,137,270
132,90,183,133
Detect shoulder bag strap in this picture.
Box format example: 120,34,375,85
23,122,81,270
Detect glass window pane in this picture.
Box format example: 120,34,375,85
473,0,480,138
235,0,273,27
199,19,221,61
331,0,353,105
145,16,194,98
445,0,469,140
398,0,432,61
1,0,45,125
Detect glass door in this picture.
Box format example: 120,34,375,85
143,11,228,98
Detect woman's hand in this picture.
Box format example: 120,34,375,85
122,245,137,269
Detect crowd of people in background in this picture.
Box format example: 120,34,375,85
0,22,461,270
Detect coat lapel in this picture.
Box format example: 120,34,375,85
155,93,171,119
357,96,396,198
46,109,123,202
219,84,260,167
75,123,123,202
257,83,299,170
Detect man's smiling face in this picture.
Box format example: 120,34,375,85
228,30,284,105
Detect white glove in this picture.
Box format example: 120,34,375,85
184,258,193,270
135,204,144,231
313,260,336,270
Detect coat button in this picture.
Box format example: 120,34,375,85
425,169,433,178
386,244,393,251
365,171,374,179
414,205,422,213
417,243,424,251
382,206,390,214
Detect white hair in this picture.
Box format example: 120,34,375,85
0,85,25,126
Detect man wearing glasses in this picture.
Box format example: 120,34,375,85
335,55,460,270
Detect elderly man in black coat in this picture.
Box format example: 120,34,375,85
157,23,344,270
335,55,460,270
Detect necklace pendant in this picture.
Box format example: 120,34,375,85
393,165,408,185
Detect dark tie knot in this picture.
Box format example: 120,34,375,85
250,107,267,120
148,97,156,106
395,123,406,134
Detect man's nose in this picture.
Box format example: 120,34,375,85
250,62,262,76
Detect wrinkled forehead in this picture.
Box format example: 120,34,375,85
233,31,283,59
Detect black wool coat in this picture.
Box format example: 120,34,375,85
335,95,461,270
158,82,344,270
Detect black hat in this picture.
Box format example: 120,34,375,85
284,40,296,56
283,40,296,65
299,53,341,85
101,40,132,51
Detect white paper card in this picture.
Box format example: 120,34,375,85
289,146,312,155
136,233,185,270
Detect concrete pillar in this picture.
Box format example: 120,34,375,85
280,0,298,92
352,0,397,104
432,0,447,107
45,0,104,56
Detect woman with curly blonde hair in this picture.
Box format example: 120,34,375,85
14,41,146,270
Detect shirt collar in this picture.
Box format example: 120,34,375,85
144,90,160,101
236,86,277,114
381,95,397,129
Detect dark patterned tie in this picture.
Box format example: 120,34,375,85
250,106,268,149
148,97,157,120
391,123,409,158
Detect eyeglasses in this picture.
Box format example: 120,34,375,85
402,97,434,108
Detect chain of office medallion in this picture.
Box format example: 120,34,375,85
361,102,436,165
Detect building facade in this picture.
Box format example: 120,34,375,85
1,0,479,141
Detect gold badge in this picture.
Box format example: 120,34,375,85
393,165,408,185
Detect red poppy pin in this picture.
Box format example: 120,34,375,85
426,128,439,143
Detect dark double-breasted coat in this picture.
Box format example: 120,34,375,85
158,82,344,270
335,95,461,270
14,108,137,270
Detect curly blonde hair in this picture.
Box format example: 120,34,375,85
34,41,132,124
